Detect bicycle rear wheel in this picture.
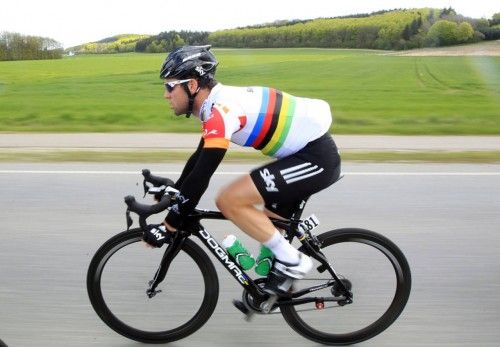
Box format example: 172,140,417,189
281,228,411,345
87,228,219,343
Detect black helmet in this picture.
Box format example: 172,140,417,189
159,45,218,82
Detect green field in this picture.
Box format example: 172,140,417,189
0,48,499,134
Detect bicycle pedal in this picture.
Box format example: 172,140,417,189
317,264,327,273
232,299,249,315
232,299,254,321
260,295,278,314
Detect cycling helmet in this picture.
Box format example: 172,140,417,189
160,45,218,117
159,45,218,81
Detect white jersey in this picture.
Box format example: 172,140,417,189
199,83,332,158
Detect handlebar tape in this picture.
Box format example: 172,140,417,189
124,194,171,218
142,169,175,187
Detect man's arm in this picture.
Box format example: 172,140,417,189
174,137,205,189
165,102,233,230
165,140,228,229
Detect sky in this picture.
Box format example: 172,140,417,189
1,0,498,48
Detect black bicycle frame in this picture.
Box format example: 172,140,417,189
130,171,352,306
145,197,352,307
194,222,267,301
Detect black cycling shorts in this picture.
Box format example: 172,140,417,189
250,133,341,218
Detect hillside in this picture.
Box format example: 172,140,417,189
209,8,499,50
65,8,500,53
66,34,150,54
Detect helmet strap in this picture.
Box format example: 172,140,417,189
182,83,200,118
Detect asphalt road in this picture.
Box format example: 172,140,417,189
1,162,499,347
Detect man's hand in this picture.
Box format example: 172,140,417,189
142,224,172,248
164,204,184,230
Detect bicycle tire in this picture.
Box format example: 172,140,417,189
87,228,219,343
281,228,411,345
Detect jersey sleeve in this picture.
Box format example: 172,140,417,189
202,103,241,149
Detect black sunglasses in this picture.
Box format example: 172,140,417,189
164,79,192,93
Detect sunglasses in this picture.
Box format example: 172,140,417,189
164,79,192,93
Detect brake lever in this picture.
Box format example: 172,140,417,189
126,209,133,230
142,179,149,198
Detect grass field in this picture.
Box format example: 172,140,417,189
0,47,499,134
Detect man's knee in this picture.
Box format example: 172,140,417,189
215,187,238,214
216,186,253,217
216,174,264,215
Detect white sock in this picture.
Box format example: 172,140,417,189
264,230,300,264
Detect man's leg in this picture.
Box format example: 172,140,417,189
216,174,313,294
216,174,303,266
215,174,276,243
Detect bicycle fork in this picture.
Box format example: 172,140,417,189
146,232,186,298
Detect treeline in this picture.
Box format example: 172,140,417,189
134,31,209,53
65,8,500,56
0,32,63,61
209,8,500,50
237,8,401,30
69,31,209,54
73,34,149,54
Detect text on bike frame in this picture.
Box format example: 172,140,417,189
198,228,249,285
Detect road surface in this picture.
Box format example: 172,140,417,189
0,162,499,346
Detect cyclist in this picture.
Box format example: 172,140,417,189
143,45,341,295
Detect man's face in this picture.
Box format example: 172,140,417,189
163,79,192,116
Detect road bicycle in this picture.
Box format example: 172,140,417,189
87,169,411,345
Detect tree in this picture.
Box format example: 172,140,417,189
426,20,474,46
0,32,62,61
439,7,456,18
491,13,500,26
402,25,411,40
427,20,458,46
455,22,474,43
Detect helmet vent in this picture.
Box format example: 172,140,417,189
182,52,202,62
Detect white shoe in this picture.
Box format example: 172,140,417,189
263,253,313,295
274,253,313,279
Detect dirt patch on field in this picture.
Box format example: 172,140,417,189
386,41,500,56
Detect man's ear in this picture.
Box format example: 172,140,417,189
189,79,200,93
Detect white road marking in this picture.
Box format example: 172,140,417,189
0,170,499,176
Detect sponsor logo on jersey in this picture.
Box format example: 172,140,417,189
204,129,218,137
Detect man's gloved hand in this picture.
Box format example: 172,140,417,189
142,224,172,248
164,203,184,230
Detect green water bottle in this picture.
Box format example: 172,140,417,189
255,244,274,276
222,235,255,270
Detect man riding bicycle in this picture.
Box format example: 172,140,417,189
143,45,341,295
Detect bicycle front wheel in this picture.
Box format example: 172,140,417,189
281,228,411,345
87,228,219,343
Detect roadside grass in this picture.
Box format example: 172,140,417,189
1,150,500,163
0,45,499,134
